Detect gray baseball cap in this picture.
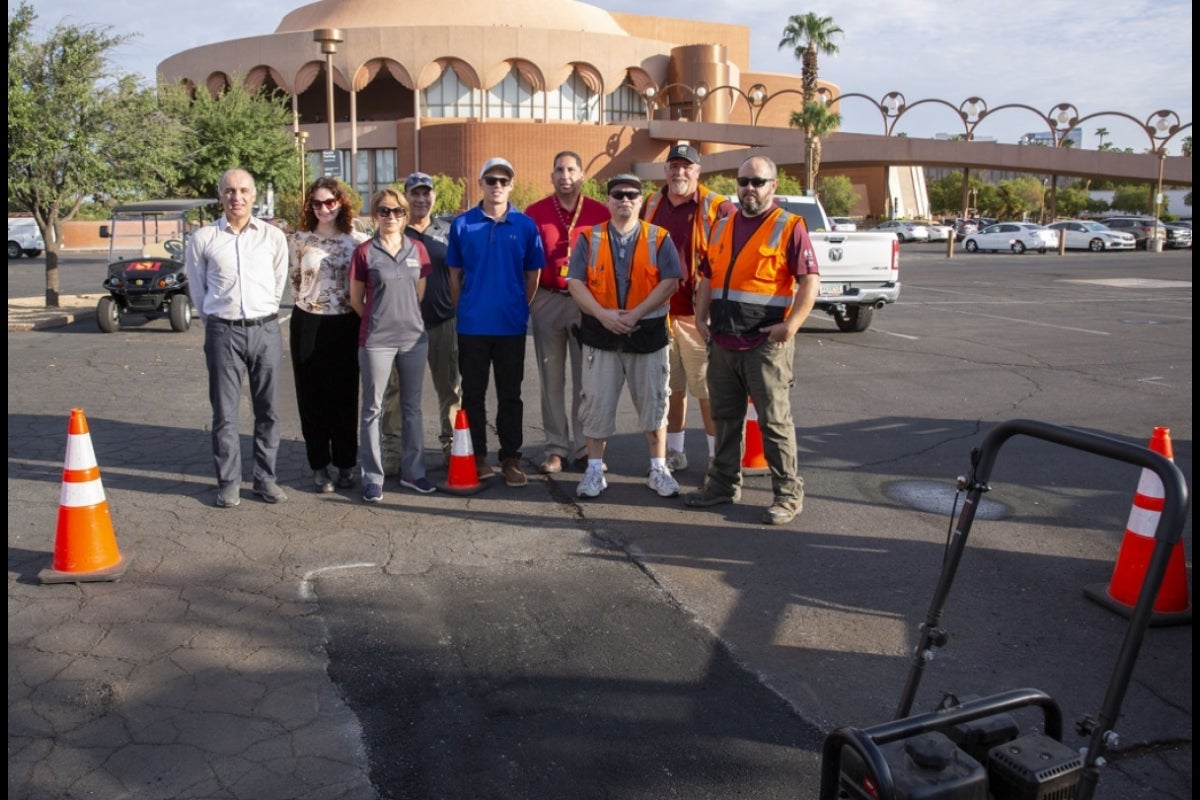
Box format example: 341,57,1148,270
479,157,515,179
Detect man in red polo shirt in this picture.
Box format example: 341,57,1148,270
525,151,610,475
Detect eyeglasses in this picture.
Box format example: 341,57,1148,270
311,198,339,210
609,190,641,201
376,206,407,219
482,175,511,187
737,177,774,188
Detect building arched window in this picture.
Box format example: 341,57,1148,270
423,65,479,118
604,76,646,122
547,70,598,122
487,65,542,119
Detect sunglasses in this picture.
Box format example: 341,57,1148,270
376,206,407,219
482,175,511,187
737,177,774,188
609,190,641,201
311,197,339,210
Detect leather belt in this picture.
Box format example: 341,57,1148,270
213,312,277,327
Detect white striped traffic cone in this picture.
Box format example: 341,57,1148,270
39,408,128,584
1084,426,1190,625
438,409,487,496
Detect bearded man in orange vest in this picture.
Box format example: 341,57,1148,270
641,143,736,474
684,155,819,526
566,174,683,501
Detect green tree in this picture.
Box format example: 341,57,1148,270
1111,184,1154,215
580,176,606,203
778,13,843,110
432,173,466,214
160,80,299,204
703,174,737,196
1181,136,1192,158
8,2,186,306
789,101,842,192
1094,127,1109,149
818,174,858,217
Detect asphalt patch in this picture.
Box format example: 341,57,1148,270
317,558,826,799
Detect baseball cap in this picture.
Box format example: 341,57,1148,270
606,174,643,193
404,172,434,191
666,143,700,164
479,157,515,179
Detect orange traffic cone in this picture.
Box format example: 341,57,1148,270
438,409,488,496
742,399,769,475
39,409,128,584
1084,427,1190,626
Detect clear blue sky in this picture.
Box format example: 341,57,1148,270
19,0,1193,155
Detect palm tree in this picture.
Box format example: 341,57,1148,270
1095,127,1109,150
790,101,842,193
778,14,843,109
1182,136,1192,157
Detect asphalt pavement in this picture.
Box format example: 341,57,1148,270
8,248,1193,799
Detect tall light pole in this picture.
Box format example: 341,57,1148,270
295,130,309,190
1152,149,1166,252
313,29,343,156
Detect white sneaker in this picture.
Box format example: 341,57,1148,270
647,465,680,498
576,466,607,498
666,448,688,472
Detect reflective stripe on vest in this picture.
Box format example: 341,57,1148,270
585,223,667,318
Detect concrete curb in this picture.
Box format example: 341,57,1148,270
8,295,101,331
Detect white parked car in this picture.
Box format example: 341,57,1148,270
962,222,1059,254
920,221,956,242
1045,220,1136,251
871,220,929,242
830,216,857,232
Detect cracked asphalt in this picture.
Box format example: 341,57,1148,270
8,248,1193,799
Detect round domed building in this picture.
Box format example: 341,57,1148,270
158,0,834,204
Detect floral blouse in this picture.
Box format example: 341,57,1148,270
288,229,369,314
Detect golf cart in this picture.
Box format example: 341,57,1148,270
96,199,216,333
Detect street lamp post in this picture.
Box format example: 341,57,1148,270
313,29,343,156
1152,150,1166,252
295,130,309,190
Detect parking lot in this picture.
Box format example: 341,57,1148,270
8,245,1193,799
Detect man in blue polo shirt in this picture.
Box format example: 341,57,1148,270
447,157,545,487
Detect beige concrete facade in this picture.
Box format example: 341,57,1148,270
156,0,869,209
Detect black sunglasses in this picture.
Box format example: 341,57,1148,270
483,175,511,187
737,177,774,188
311,197,339,210
609,190,641,201
376,206,407,219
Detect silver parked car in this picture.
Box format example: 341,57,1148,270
961,222,1059,254
1045,220,1136,251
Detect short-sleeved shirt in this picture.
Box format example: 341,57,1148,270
698,211,818,351
288,229,370,314
525,194,610,290
566,223,683,305
642,190,736,317
446,203,545,336
406,217,453,327
350,235,432,349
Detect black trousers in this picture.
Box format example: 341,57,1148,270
289,308,360,471
457,333,526,461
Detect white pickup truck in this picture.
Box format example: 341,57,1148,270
770,195,900,332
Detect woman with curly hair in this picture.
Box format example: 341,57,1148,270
288,178,369,492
